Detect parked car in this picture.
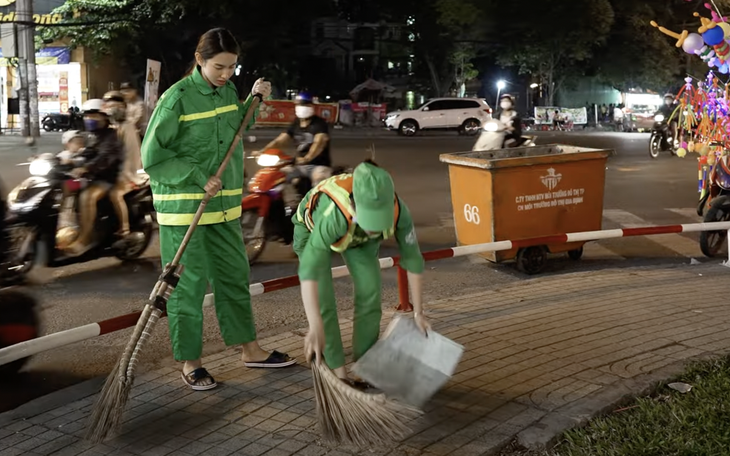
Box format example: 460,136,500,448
383,98,492,137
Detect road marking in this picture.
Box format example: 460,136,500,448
667,208,701,221
603,209,701,258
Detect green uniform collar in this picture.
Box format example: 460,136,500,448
191,66,231,96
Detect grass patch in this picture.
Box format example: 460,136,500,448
549,355,730,456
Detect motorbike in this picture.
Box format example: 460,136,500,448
1,153,155,284
0,176,40,376
473,119,537,151
649,114,677,158
697,148,730,257
42,109,84,132
240,149,349,264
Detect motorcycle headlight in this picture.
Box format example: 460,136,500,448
484,122,499,132
654,114,665,122
29,159,52,176
256,154,280,167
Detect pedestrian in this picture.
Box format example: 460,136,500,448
120,82,147,140
293,160,430,387
141,27,296,391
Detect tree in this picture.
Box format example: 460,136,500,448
488,0,615,105
42,0,335,94
435,0,485,96
593,0,685,93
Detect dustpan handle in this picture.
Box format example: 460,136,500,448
168,95,263,266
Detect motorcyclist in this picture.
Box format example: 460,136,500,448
63,99,124,257
493,93,523,147
656,93,678,148
103,90,143,248
260,92,332,205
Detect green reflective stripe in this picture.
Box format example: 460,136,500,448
178,104,239,122
156,205,242,226
153,188,242,201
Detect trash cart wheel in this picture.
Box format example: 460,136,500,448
568,246,584,261
516,246,548,275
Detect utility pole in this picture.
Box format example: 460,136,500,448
16,0,39,142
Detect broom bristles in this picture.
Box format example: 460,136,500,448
311,361,421,447
85,305,154,443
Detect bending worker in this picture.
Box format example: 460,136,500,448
293,159,430,386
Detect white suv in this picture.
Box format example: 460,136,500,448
384,98,492,136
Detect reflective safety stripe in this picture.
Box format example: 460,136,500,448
178,104,239,122
153,188,242,201
156,205,243,226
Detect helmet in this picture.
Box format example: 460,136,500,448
82,99,106,115
295,92,314,105
499,93,514,102
62,130,84,145
102,90,125,104
663,93,674,100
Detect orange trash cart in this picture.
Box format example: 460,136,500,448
439,145,614,274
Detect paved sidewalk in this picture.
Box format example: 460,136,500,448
2,263,730,456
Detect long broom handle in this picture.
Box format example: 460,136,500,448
169,94,263,266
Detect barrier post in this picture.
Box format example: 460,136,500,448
396,266,413,312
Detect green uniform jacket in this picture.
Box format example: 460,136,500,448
141,67,257,226
295,192,425,282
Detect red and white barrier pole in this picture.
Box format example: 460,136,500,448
2,221,730,367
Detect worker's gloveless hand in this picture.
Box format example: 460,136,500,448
414,313,431,337
204,176,222,197
304,325,325,365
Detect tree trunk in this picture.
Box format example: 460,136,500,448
425,54,445,97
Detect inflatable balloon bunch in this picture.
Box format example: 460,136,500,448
652,2,730,73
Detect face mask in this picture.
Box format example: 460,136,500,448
500,102,512,110
295,106,315,119
84,119,101,131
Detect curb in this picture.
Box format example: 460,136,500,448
511,351,718,453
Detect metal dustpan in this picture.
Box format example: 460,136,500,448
352,314,464,409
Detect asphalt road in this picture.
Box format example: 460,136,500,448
0,129,709,412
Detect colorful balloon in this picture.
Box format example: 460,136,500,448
718,22,730,38
703,27,725,46
683,33,705,53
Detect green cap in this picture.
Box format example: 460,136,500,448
353,162,395,232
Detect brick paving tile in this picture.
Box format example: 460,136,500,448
3,265,730,455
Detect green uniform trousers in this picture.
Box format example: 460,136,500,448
159,220,256,361
293,223,382,370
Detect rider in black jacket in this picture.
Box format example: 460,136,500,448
656,93,678,149
64,99,123,257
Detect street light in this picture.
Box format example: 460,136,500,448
496,80,506,106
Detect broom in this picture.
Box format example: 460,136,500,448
85,93,264,444
311,359,422,447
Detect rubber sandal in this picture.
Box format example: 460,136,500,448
181,367,217,391
243,350,297,368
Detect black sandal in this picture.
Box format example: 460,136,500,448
181,367,217,391
244,350,297,368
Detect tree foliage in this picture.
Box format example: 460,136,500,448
43,0,335,94
487,0,614,105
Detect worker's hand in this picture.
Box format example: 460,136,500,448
414,312,431,337
250,150,262,158
295,156,309,165
252,78,272,99
204,175,222,197
304,324,325,365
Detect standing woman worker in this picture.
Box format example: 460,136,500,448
142,28,296,391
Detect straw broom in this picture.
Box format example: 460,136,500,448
85,94,264,443
311,360,422,447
